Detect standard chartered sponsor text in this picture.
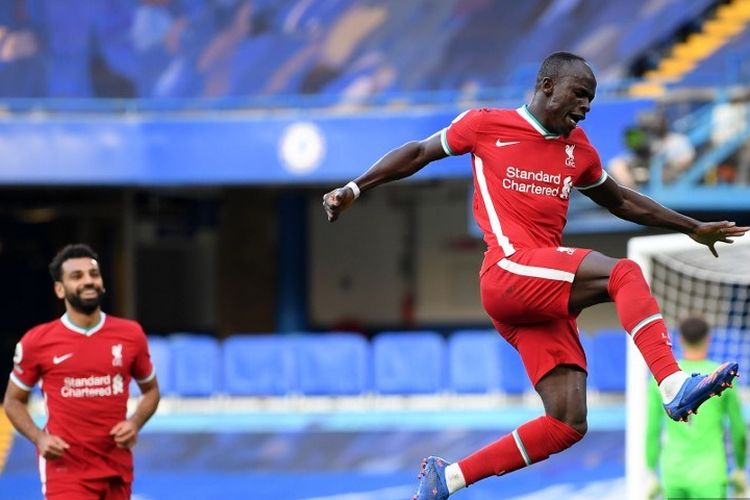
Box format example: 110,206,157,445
504,166,562,197
506,166,561,183
61,374,124,397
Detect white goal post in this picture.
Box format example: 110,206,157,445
626,232,750,499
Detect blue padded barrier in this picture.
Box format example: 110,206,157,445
294,333,370,396
590,330,627,392
448,330,502,393
222,335,296,396
170,334,221,397
372,331,446,395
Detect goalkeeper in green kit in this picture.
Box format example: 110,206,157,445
647,317,747,499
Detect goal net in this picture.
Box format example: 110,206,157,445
626,232,750,499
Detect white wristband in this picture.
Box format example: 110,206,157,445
345,181,361,199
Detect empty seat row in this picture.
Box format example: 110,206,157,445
136,329,629,397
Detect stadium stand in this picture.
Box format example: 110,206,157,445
171,334,222,397
129,335,173,397
589,330,628,393
3,3,750,498
123,326,750,400
709,328,750,381
579,332,596,387
631,0,750,92
372,331,447,395
294,333,370,395
498,337,534,395
146,335,174,395
0,0,726,102
121,330,633,398
448,330,503,394
680,27,750,87
222,334,296,396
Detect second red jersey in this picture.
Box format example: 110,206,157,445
441,106,607,274
10,312,154,483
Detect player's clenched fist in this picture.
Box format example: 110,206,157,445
35,433,70,460
322,185,357,222
110,420,139,449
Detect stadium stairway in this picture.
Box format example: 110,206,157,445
643,95,750,197
631,0,750,96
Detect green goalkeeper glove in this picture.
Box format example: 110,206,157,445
647,470,661,500
730,469,748,497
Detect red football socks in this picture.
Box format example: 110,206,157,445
608,258,680,384
457,415,583,486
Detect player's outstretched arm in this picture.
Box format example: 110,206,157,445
3,380,69,459
323,132,447,222
582,177,749,256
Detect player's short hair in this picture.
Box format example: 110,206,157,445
679,316,710,346
535,52,588,89
49,243,99,282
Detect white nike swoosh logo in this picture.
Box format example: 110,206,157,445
53,353,74,365
496,140,520,147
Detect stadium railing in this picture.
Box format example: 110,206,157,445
0,81,636,114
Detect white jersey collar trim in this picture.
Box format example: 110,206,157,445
61,312,107,336
516,105,560,139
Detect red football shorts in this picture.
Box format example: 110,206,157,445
44,476,131,500
480,247,592,386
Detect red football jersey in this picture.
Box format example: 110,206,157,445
441,106,607,273
10,312,154,483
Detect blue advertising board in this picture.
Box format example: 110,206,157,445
0,99,652,186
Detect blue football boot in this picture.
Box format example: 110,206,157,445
664,361,739,422
413,456,450,500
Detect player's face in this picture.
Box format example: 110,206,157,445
56,257,105,314
544,62,596,136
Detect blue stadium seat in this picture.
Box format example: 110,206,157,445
171,334,221,396
372,331,446,394
708,328,749,382
448,330,502,393
129,335,171,397
590,330,627,392
498,340,532,395
669,329,683,360
294,333,369,396
579,332,596,388
2,0,710,102
222,335,295,396
147,335,172,395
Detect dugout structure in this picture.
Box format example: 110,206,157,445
626,232,750,499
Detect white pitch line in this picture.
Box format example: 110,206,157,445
302,484,415,500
